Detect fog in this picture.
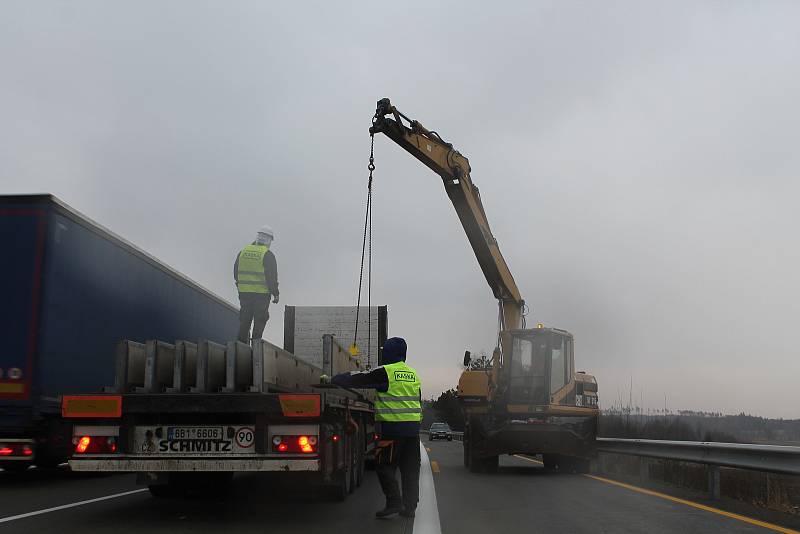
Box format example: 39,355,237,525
2,1,799,417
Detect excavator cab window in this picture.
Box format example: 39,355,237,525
507,330,572,405
550,336,567,394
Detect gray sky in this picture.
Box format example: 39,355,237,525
2,1,799,418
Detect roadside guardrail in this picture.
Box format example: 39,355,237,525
595,438,800,499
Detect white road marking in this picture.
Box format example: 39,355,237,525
414,442,442,534
0,488,148,523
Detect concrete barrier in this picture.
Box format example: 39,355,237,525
112,340,146,392
168,340,197,392
193,340,227,393
141,340,175,393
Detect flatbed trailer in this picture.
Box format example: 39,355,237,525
64,336,375,500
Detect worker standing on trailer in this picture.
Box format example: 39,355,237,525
234,225,279,343
331,337,421,519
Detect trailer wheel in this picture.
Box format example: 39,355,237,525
349,431,358,493
467,441,485,473
329,436,352,501
354,428,365,488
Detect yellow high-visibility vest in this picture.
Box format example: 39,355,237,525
237,244,269,294
376,361,422,422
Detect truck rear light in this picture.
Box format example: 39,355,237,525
74,436,117,454
271,435,318,454
76,436,91,453
332,434,340,442
0,442,35,457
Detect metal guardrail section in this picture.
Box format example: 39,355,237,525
596,438,800,476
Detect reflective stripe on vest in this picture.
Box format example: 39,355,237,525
375,361,422,423
237,244,269,294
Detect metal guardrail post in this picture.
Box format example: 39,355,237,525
708,465,720,500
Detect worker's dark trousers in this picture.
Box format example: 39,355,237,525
237,292,270,343
376,436,421,511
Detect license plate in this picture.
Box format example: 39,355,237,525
133,425,256,455
168,426,223,440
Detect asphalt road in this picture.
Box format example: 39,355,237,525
426,438,800,534
1,441,798,534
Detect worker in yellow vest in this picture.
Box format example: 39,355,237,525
332,337,421,519
233,226,279,343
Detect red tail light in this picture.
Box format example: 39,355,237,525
76,436,91,453
271,435,318,453
74,436,117,454
0,443,35,457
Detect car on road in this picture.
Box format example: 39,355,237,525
429,422,453,441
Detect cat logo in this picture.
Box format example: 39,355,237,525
394,371,416,382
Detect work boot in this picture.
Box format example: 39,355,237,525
375,501,403,518
400,507,416,518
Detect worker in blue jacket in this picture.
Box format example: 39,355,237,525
332,337,421,519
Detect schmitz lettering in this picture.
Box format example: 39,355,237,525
394,371,416,382
158,440,233,453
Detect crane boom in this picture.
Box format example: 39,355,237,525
369,98,525,331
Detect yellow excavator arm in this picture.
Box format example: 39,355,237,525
369,98,525,332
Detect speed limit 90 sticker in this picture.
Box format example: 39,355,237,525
235,427,255,448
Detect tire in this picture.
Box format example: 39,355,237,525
467,442,484,473
330,436,352,501
542,454,559,472
447,437,452,441
349,432,358,493
354,428,365,487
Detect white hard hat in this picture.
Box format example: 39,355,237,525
257,225,275,240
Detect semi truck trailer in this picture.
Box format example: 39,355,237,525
64,334,375,500
0,194,239,470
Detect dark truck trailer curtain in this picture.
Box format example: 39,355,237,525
0,194,239,429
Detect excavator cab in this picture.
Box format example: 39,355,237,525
504,328,573,407
458,326,595,410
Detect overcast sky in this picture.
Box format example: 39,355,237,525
2,1,799,418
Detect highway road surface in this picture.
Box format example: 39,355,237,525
1,440,798,534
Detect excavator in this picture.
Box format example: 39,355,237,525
369,98,599,473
